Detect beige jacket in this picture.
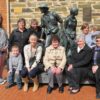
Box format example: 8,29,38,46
43,45,67,71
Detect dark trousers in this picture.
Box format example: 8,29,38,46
66,67,91,89
21,67,41,78
95,67,100,94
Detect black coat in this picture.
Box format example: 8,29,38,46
28,26,46,40
69,44,93,68
9,28,30,52
92,46,100,67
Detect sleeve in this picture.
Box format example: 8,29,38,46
9,57,13,71
16,54,23,71
31,46,42,69
43,48,52,71
24,45,30,68
73,49,93,68
3,30,8,49
59,48,67,70
9,30,14,51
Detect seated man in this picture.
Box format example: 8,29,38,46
66,34,93,94
92,34,100,99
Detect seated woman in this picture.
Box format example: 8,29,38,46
20,34,43,92
66,34,93,94
43,35,66,94
92,34,100,99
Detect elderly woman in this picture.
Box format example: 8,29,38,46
0,14,8,84
92,34,100,99
66,35,93,94
20,34,43,92
43,35,66,94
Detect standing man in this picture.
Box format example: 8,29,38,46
39,3,63,47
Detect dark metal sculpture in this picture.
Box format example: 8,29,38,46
39,3,63,47
62,7,78,56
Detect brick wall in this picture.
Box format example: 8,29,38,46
0,0,7,31
9,0,100,33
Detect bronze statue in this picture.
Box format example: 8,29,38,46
39,3,63,47
61,7,78,56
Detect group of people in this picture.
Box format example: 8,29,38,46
0,2,100,99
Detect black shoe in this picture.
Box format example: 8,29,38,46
5,84,14,89
59,86,64,93
96,93,100,99
47,86,52,94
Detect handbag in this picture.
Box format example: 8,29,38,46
29,45,44,72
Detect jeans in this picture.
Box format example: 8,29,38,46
7,68,22,87
21,67,41,78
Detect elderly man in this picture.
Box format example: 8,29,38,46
92,34,100,99
39,3,63,47
66,34,93,94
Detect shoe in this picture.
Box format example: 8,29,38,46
32,77,39,92
0,79,6,85
47,86,52,94
96,93,100,99
68,87,73,91
70,89,80,94
59,86,64,93
5,84,14,89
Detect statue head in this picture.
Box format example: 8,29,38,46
39,3,49,13
70,7,78,16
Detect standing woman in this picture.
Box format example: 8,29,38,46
43,35,66,93
0,14,8,84
9,18,30,60
21,34,43,92
29,19,45,41
81,23,94,48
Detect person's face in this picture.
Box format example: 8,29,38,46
11,47,19,56
82,26,89,35
77,39,85,47
96,38,100,47
31,22,38,29
18,21,25,30
52,40,59,48
39,7,48,13
29,35,37,47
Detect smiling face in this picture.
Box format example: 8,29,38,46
76,38,85,48
96,38,100,47
52,40,59,48
29,35,38,47
18,21,25,30
82,26,89,35
31,21,38,30
11,47,19,57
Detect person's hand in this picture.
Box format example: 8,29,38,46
27,67,31,72
67,64,73,71
1,46,7,52
39,38,44,42
15,70,19,75
56,67,62,74
51,67,56,74
8,70,12,74
92,65,98,74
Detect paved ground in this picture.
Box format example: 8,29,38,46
0,69,98,100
